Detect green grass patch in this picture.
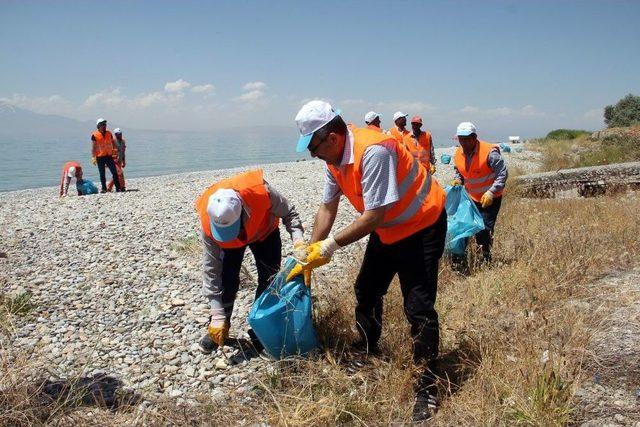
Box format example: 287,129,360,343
171,233,200,255
545,129,591,140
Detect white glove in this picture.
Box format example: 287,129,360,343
319,235,341,259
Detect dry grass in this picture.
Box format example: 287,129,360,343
2,192,639,425
535,126,640,171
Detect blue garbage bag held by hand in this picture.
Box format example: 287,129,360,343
248,257,320,359
445,186,485,255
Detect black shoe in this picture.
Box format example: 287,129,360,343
412,391,438,422
351,339,381,356
100,189,107,194
247,328,264,353
199,332,219,355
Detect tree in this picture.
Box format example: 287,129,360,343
604,94,640,128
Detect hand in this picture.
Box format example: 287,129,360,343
429,164,436,175
122,162,126,169
451,179,462,187
91,157,97,166
480,191,494,208
286,236,340,283
208,308,229,347
292,240,312,285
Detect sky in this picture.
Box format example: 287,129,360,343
1,0,639,140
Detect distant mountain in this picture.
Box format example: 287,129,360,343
0,103,93,137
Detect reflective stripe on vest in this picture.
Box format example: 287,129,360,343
328,127,445,244
92,130,114,157
403,131,432,166
454,141,504,202
195,169,279,249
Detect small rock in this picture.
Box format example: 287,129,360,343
215,358,228,370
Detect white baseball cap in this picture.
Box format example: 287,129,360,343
393,111,408,122
456,122,477,136
67,166,76,178
114,128,122,134
295,100,341,153
364,111,380,124
207,189,243,242
96,118,107,125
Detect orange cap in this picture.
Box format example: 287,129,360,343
411,116,422,124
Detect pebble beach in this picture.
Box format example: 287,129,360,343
0,145,541,402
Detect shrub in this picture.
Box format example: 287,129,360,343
604,94,640,128
545,129,591,140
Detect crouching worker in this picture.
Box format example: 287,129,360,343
289,101,447,421
452,122,508,266
195,169,305,354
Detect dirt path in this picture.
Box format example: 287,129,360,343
576,268,640,426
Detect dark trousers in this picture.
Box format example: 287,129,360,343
219,229,282,319
473,196,503,260
354,211,447,363
97,155,122,192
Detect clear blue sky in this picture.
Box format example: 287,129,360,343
1,0,639,140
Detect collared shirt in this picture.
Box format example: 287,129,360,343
322,129,400,211
454,144,508,195
202,182,304,310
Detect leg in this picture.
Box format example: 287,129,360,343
248,229,282,300
396,211,447,364
97,156,108,191
474,197,503,262
219,246,246,320
353,232,397,350
105,157,122,191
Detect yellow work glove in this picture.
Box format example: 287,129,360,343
292,240,312,286
429,164,437,175
451,179,461,187
480,191,494,208
91,157,97,166
208,308,229,347
286,236,341,283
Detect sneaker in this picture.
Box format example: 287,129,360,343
412,391,438,422
351,339,381,356
199,332,219,355
100,189,107,194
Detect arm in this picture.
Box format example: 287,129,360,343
334,206,386,246
487,149,508,194
328,144,398,248
62,176,71,196
430,136,436,165
201,231,225,313
91,135,97,158
453,166,464,184
266,182,304,243
310,197,339,243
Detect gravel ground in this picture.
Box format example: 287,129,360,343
0,145,540,402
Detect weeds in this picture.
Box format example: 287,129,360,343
2,193,639,425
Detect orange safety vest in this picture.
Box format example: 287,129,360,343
195,169,280,249
454,141,504,202
60,161,82,195
328,127,445,244
387,126,410,144
403,131,433,167
92,130,114,157
366,124,383,133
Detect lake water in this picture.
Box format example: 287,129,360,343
0,127,309,192
0,128,453,192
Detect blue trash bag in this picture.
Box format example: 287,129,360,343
76,179,98,195
515,147,523,153
440,154,452,164
248,257,320,359
445,186,485,255
499,143,512,153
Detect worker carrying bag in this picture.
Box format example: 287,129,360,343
248,257,320,359
445,185,485,255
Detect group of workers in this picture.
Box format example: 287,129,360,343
195,100,508,421
59,118,127,197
